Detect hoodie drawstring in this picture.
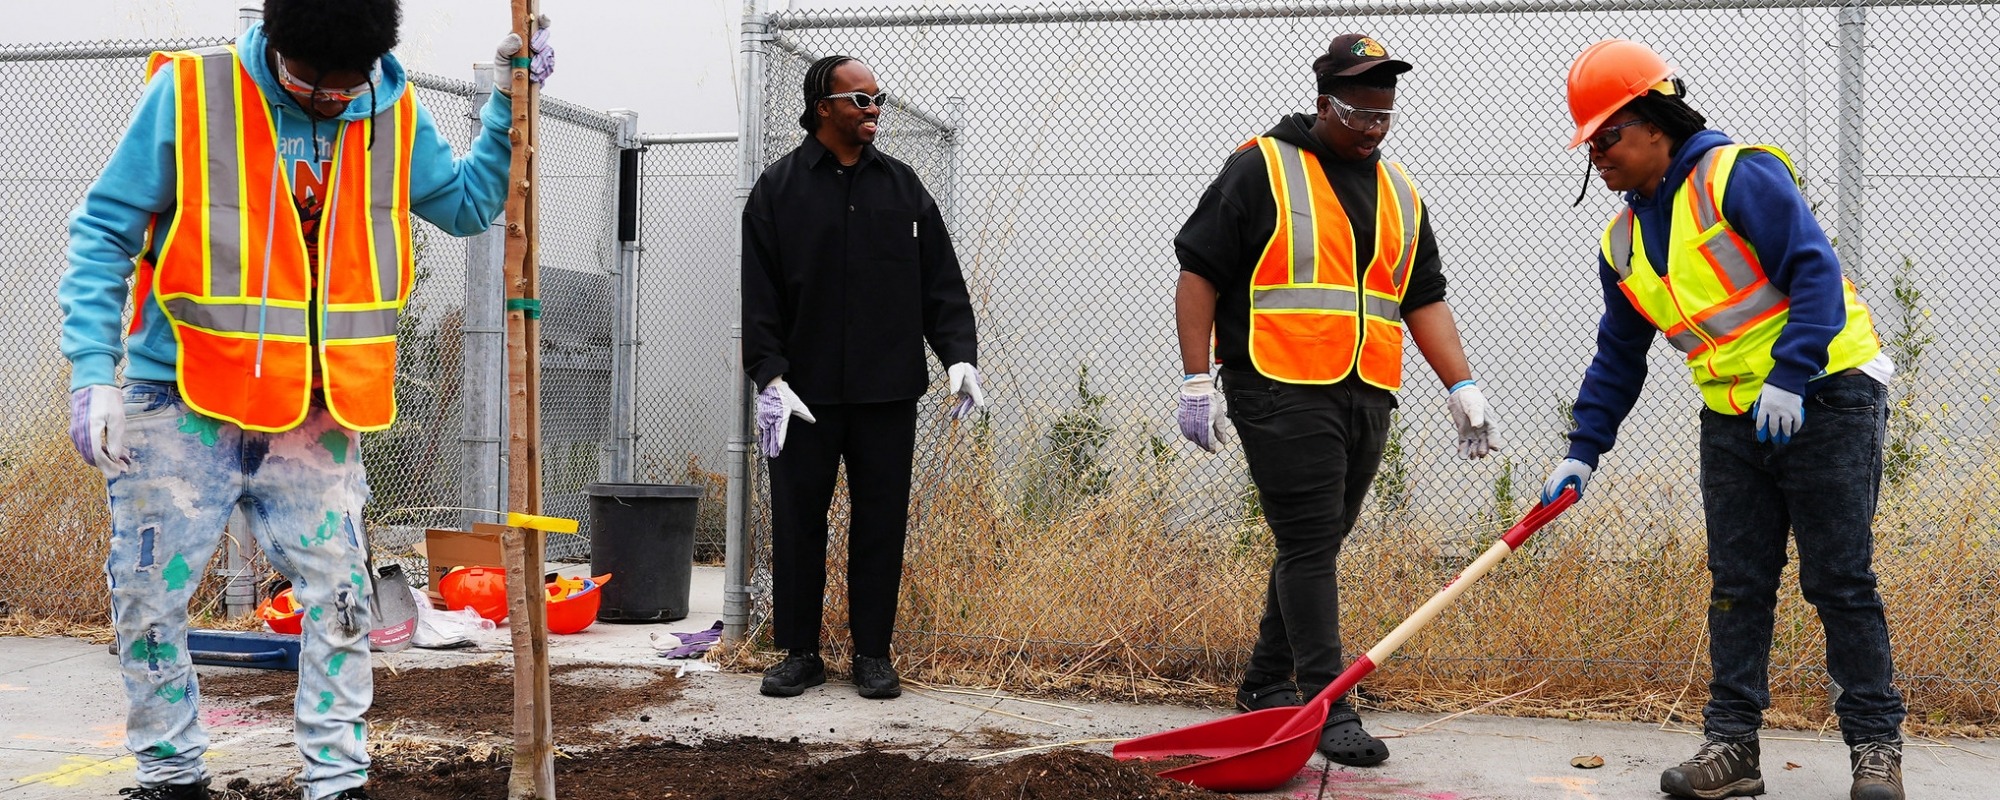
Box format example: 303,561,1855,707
255,149,282,378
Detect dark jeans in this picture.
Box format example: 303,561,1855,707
1222,368,1394,696
767,399,919,658
1699,373,1906,745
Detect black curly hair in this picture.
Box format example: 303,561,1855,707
263,0,400,73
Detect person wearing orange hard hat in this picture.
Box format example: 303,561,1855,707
1540,39,1906,800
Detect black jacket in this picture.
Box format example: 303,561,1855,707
1174,114,1447,373
742,136,978,405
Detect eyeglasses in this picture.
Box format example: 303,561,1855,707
1322,93,1395,133
275,55,377,104
1587,119,1649,153
823,91,889,110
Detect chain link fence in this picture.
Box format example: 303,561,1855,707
751,0,2000,725
0,34,624,619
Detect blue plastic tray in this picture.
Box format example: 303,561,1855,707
186,629,302,671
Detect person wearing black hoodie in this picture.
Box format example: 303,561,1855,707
1172,33,1496,767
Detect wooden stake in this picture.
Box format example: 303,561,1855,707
499,2,553,797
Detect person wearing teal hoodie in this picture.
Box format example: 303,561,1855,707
57,2,551,798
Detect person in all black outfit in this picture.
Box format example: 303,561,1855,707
742,55,984,700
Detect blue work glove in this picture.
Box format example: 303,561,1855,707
69,385,130,480
947,362,986,420
1445,379,1499,459
1540,458,1593,505
495,14,555,88
1177,374,1229,453
755,378,815,459
1751,383,1804,444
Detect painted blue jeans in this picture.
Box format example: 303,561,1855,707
1698,373,1906,746
106,382,373,799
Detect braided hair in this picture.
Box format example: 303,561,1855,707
799,55,859,133
1623,78,1708,148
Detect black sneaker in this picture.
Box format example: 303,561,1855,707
117,782,210,800
1660,738,1763,799
759,651,826,697
1850,741,1904,800
852,655,902,699
1235,680,1303,712
331,790,373,800
1317,704,1388,766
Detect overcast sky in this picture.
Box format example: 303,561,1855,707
6,0,1039,136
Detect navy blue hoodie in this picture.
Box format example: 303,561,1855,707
1566,129,1859,467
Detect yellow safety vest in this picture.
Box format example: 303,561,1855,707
1599,144,1881,414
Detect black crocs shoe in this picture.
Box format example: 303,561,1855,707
117,782,210,800
759,651,826,697
1318,705,1389,767
1235,680,1303,712
330,790,373,800
851,655,902,699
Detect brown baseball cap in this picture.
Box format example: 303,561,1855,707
1313,33,1413,79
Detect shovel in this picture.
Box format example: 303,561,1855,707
1112,489,1578,793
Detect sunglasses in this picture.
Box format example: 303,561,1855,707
1322,93,1395,133
275,55,378,104
1587,119,1649,153
823,90,889,110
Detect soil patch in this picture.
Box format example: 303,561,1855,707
202,661,682,740
224,739,1236,800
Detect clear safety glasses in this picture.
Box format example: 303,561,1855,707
1322,93,1396,133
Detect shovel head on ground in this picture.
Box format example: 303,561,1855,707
369,563,419,653
1113,491,1578,793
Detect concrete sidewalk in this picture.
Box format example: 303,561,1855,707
6,567,1995,799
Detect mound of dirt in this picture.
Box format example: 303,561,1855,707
225,739,1235,800
202,660,683,740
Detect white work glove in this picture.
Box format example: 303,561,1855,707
68,385,131,480
1751,383,1804,444
495,14,555,93
1540,458,1593,505
754,377,815,459
946,362,986,420
1445,380,1499,459
1176,374,1230,453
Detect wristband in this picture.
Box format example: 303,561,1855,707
1449,379,1477,394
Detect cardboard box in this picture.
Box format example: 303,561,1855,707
420,528,504,605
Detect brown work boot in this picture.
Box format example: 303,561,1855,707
1849,741,1904,800
1660,738,1763,799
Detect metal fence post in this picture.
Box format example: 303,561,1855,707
237,4,260,35
609,108,642,484
724,7,770,644
460,63,508,529
940,95,966,231
1835,2,1868,284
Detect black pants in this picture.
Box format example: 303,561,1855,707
1698,373,1906,744
1222,369,1394,695
767,399,919,658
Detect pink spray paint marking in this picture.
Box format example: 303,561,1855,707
1289,765,1463,800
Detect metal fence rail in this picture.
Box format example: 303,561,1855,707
740,0,2000,722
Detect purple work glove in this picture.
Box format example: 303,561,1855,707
1176,374,1229,453
946,362,986,420
495,15,556,86
755,378,816,459
69,385,131,480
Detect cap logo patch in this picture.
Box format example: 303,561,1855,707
1352,38,1387,57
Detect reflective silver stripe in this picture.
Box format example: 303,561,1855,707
1364,294,1402,323
1606,211,1635,279
1270,139,1318,285
1696,282,1788,338
165,297,308,337
325,308,399,340
366,105,403,302
1384,163,1421,288
1691,148,1726,231
1252,287,1359,312
196,48,242,296
1700,234,1764,294
1666,330,1703,353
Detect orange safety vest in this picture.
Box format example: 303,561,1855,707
141,45,417,433
1243,137,1422,387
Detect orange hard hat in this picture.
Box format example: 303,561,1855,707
439,566,510,623
258,588,304,635
1565,39,1675,149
